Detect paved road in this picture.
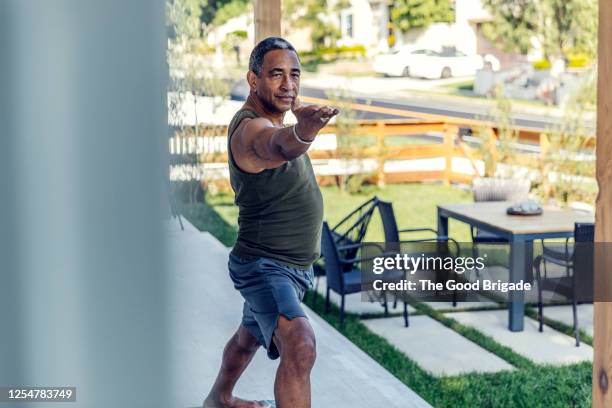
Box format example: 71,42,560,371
300,86,563,131
229,78,593,132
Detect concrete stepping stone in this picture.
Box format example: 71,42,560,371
537,304,594,336
363,315,515,376
316,276,416,315
448,310,593,365
424,297,500,312
468,265,569,303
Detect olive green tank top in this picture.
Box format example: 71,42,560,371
227,108,324,269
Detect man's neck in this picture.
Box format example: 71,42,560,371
245,93,285,126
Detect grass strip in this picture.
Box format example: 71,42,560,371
184,198,592,408
305,290,591,408
525,306,593,346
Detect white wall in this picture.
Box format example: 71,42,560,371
455,0,490,24
207,12,313,55
399,23,478,55
390,0,489,56
337,0,377,48
206,13,254,48
1,1,170,407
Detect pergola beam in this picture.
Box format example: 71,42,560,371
593,0,612,406
254,0,281,43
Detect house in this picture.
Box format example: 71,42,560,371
336,0,516,65
334,0,391,54
205,8,314,65
205,0,517,67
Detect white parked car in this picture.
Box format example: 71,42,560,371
373,46,422,77
373,47,500,79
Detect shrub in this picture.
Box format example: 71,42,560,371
301,44,367,61
533,59,551,70
567,53,590,68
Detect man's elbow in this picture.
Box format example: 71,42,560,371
269,137,298,161
279,145,298,161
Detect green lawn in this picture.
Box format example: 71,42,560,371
203,183,474,243
441,80,474,92
385,134,439,146
181,182,592,408
303,291,591,408
335,134,439,151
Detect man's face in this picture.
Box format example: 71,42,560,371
249,49,301,113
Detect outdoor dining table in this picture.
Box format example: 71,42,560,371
437,201,594,332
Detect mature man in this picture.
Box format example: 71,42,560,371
203,37,338,408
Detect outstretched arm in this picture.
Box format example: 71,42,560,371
231,98,339,173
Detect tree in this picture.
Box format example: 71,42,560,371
283,0,344,49
475,85,519,178
535,71,597,206
210,0,249,27
391,0,454,32
481,0,597,61
167,0,207,40
167,0,230,203
325,88,368,193
167,0,248,31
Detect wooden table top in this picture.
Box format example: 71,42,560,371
438,201,594,235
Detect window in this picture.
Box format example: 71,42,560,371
344,13,353,38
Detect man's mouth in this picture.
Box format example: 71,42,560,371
277,95,294,102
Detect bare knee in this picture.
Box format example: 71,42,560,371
287,335,316,371
275,317,316,373
233,325,261,354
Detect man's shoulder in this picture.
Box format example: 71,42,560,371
228,109,254,144
233,107,259,121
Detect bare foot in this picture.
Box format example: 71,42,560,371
203,395,271,408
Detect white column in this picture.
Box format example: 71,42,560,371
0,1,170,407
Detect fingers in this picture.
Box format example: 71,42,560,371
291,96,302,112
294,102,340,129
301,104,339,118
293,102,320,118
293,103,340,138
313,106,340,122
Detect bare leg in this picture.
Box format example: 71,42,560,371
273,316,316,408
204,325,270,408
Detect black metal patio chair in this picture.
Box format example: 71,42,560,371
329,196,380,257
320,221,409,326
377,199,460,305
534,222,594,346
312,197,380,303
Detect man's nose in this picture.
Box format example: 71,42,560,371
280,74,294,91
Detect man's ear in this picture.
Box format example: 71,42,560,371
246,71,258,93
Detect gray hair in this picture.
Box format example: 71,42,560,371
248,37,298,76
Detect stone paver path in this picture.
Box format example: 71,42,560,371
316,276,416,315
448,310,593,365
364,316,515,376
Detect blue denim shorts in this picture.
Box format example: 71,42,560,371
228,252,314,360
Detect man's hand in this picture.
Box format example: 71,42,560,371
291,97,339,141
231,98,340,173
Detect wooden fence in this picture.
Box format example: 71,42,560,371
169,117,585,186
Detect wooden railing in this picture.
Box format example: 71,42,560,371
169,117,593,186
